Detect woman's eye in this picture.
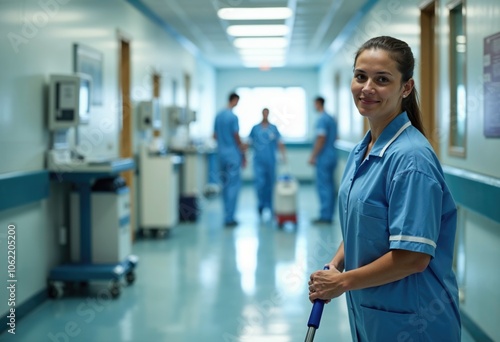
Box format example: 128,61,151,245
377,77,389,83
355,74,366,81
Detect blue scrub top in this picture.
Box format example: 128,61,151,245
338,112,461,341
248,123,281,165
315,112,337,164
214,108,241,163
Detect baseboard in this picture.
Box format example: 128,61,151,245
461,309,495,342
1,288,47,334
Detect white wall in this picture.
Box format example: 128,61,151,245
318,0,500,339
0,0,215,315
189,58,217,140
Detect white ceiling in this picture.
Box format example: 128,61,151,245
140,0,368,69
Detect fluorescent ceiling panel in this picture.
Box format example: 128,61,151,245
227,25,289,37
218,7,293,20
233,37,288,49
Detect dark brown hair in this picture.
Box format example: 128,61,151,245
228,92,240,102
354,36,425,136
315,96,325,106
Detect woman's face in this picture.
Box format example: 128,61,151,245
351,48,412,123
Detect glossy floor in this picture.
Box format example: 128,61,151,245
1,185,474,342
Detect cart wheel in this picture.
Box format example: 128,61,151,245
48,283,63,299
137,228,145,238
110,282,121,299
125,271,136,285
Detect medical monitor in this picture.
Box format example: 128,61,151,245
138,99,161,130
48,73,93,131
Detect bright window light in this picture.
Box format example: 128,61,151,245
234,37,288,49
240,55,286,64
234,87,307,140
227,25,289,37
217,7,292,20
242,56,285,64
242,61,286,69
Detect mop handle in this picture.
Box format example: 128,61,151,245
307,265,330,329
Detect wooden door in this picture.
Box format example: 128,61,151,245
119,39,135,242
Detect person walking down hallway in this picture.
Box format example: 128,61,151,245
248,108,286,217
213,92,245,227
308,96,338,224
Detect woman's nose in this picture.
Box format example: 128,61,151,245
361,79,375,94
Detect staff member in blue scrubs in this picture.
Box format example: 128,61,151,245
308,36,461,341
213,93,245,227
308,96,338,224
248,108,286,216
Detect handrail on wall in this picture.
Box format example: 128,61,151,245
0,170,50,212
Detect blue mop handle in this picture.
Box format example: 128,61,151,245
307,265,330,329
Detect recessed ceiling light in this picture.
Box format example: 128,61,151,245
233,37,288,49
238,49,286,57
227,25,289,37
218,7,293,20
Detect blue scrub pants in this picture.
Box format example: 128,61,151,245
253,160,275,212
219,156,241,223
316,159,336,221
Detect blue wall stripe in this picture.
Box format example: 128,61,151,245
443,166,500,224
284,142,313,149
0,171,49,212
460,310,495,342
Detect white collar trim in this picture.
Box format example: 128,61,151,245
379,121,412,157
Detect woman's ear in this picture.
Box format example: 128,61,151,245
403,78,415,97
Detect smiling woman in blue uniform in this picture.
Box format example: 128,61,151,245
248,108,286,216
308,36,461,341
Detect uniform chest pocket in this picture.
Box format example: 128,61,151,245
355,200,389,242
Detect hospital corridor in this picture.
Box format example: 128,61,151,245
0,185,477,341
1,0,500,341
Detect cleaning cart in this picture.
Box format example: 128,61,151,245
274,173,298,227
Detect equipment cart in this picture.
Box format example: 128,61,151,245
47,158,138,299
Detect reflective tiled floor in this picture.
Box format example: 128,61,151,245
1,185,475,341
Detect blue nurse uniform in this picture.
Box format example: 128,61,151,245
214,108,242,224
338,112,461,341
249,123,281,213
315,112,338,221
